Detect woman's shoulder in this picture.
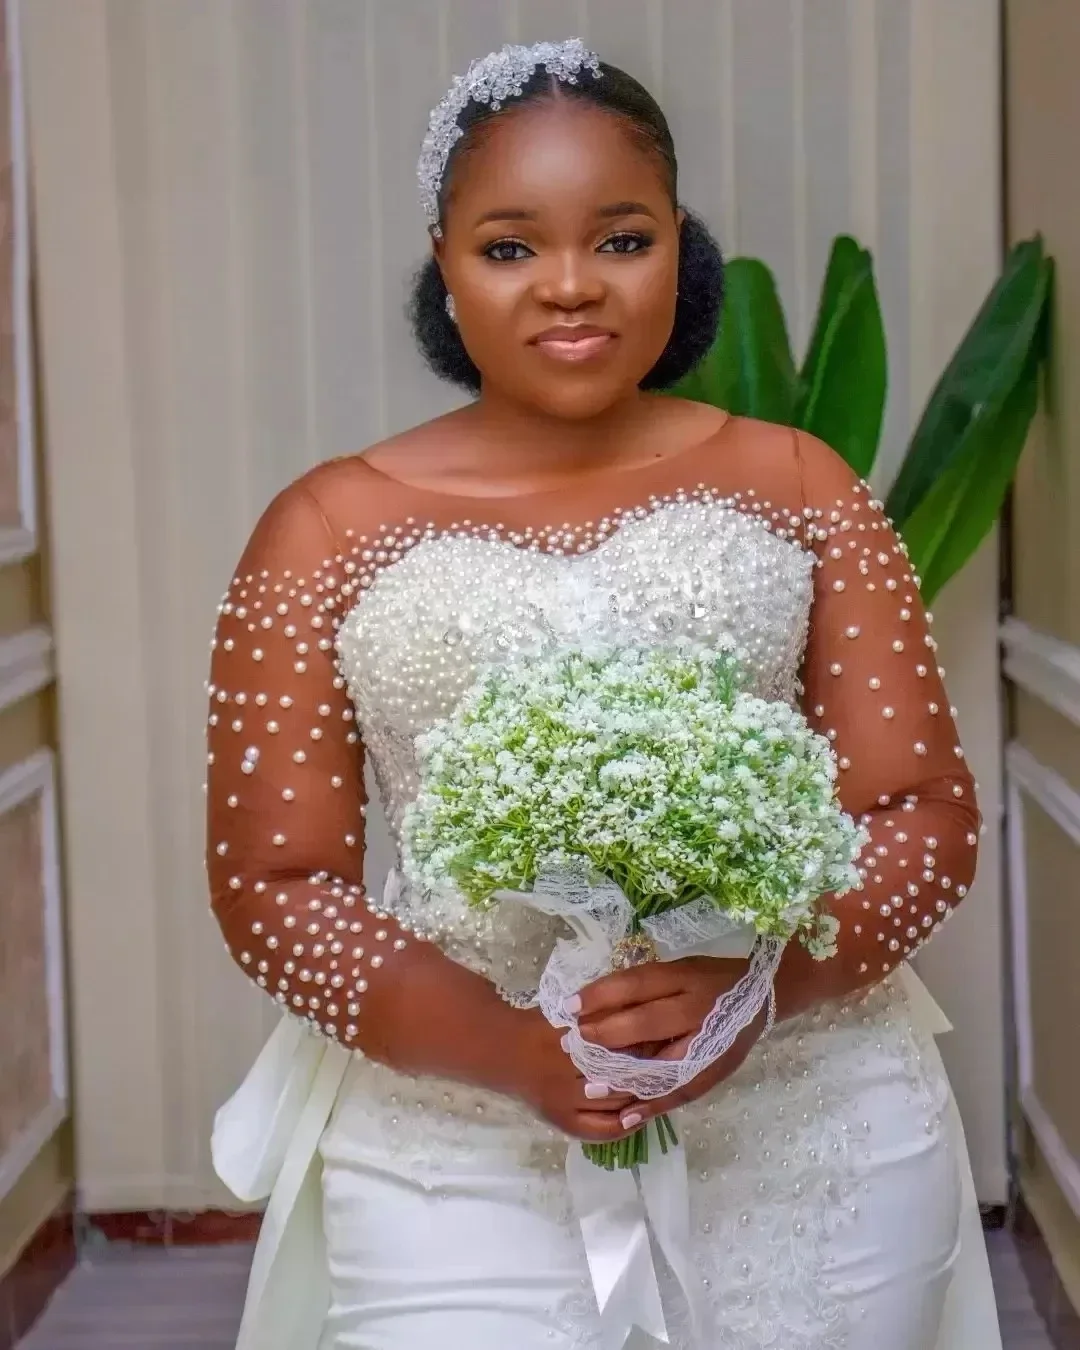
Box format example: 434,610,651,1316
711,417,867,510
253,414,465,552
308,415,454,495
716,415,849,471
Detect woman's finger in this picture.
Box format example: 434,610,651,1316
570,963,686,1020
620,1080,698,1129
577,1082,637,1111
572,1109,639,1143
652,1034,696,1061
580,994,699,1051
571,957,749,1022
618,1006,769,1128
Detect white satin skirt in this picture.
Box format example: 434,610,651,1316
213,970,1002,1350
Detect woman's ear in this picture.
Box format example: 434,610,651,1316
430,227,447,267
675,206,686,232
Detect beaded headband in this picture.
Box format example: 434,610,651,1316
417,38,602,237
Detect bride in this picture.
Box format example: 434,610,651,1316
206,40,1002,1350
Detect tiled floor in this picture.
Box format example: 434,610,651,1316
18,1245,251,1350
17,1230,1056,1349
987,1229,1062,1349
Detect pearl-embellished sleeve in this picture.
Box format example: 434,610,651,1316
784,433,980,1009
206,483,405,1046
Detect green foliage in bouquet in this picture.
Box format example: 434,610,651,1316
403,643,862,947
670,234,1054,604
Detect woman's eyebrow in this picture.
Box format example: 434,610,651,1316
471,201,659,228
596,200,658,221
473,206,538,227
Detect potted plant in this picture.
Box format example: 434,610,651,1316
672,235,1053,603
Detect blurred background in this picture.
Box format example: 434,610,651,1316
0,1,1077,1346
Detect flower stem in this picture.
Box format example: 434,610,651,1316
581,1115,677,1170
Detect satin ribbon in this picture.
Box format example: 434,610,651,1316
495,871,780,1348
566,1134,703,1348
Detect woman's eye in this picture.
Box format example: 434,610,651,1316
598,232,653,255
484,239,534,262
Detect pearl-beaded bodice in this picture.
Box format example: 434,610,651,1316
206,418,979,1051
334,499,814,989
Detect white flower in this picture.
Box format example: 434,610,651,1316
403,640,865,952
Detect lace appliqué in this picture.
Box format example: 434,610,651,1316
329,981,947,1350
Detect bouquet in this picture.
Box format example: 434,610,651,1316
403,641,866,1168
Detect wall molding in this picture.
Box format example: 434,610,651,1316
1022,1090,1080,1225
0,624,55,713
0,749,69,1203
83,1208,261,1246
1001,617,1080,730
1006,740,1080,1223
1006,740,1080,848
0,0,38,566
0,1187,75,1343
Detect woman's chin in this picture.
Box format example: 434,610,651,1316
520,377,649,423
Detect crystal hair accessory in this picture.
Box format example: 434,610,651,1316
417,39,602,236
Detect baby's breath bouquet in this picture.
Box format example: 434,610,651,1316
403,641,866,1168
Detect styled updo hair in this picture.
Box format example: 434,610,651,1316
409,60,724,394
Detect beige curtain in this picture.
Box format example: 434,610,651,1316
23,0,1006,1209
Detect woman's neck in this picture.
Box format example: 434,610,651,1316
362,390,728,499
447,390,686,488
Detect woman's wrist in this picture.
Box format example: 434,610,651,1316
359,937,525,1089
772,928,872,1023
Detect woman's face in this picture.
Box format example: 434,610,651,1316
436,100,681,420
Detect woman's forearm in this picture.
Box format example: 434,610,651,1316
213,868,522,1089
773,776,979,1021
358,933,525,1090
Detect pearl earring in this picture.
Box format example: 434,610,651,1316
445,294,457,323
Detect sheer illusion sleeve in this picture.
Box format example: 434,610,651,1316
782,432,981,1012
205,484,408,1046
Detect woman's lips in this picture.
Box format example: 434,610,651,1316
531,327,617,362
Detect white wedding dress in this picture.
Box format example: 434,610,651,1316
206,421,1003,1349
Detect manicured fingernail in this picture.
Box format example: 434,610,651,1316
563,995,582,1016
621,1112,643,1130
560,1033,572,1052
584,1082,610,1099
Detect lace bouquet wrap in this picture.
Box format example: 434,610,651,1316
403,640,866,1169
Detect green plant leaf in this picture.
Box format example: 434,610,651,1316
794,236,886,478
900,339,1044,604
886,236,1051,525
797,237,868,405
669,258,798,423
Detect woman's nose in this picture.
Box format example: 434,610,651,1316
533,251,605,310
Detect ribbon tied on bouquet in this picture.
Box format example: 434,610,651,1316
497,868,786,1349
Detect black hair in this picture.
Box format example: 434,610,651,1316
408,60,724,394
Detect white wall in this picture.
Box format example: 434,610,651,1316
22,0,1006,1209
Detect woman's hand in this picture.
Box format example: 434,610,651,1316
501,1007,639,1142
571,956,767,1129
574,956,749,1052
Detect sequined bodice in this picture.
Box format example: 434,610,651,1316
336,499,815,989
